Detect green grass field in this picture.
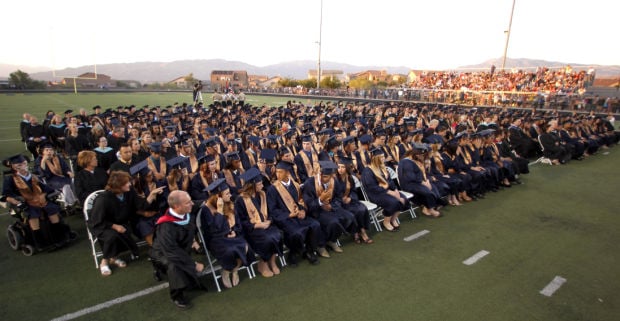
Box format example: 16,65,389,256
0,93,619,321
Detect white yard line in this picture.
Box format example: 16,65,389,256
462,250,490,265
539,276,567,297
49,283,169,321
403,230,430,242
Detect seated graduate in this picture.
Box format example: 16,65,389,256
234,168,284,278
294,134,321,183
2,154,72,250
89,171,165,276
150,190,205,309
221,151,244,199
361,148,410,232
166,156,190,193
398,143,443,217
334,156,373,244
539,120,572,165
34,142,78,206
302,161,356,257
74,150,109,205
199,178,255,289
130,161,166,246
266,161,322,266
145,142,168,185
189,155,219,201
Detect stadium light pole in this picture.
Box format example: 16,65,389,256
501,0,516,70
317,0,323,90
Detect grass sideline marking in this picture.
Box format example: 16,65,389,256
49,282,169,321
404,230,430,242
539,276,567,297
463,250,490,265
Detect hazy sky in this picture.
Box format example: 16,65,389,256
2,0,618,72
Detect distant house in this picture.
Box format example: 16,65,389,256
308,70,345,82
62,72,114,88
0,77,9,89
258,76,283,88
211,70,249,91
347,70,389,83
248,75,269,88
168,76,191,89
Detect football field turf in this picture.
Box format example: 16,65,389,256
0,92,618,321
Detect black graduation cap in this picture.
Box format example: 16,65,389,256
337,155,353,166
455,131,469,140
224,151,240,161
92,105,101,110
203,137,218,147
204,178,229,194
275,161,294,172
167,156,189,169
3,154,28,167
240,167,262,184
319,161,338,175
200,154,216,164
248,136,261,146
412,142,430,153
129,159,149,176
370,147,384,156
64,109,73,115
358,134,372,145
149,142,163,153
261,149,277,163
342,136,356,146
41,142,55,150
266,135,279,143
301,134,313,142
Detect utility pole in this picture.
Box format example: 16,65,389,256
317,0,323,89
502,0,516,70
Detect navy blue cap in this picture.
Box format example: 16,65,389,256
275,161,294,172
166,156,189,169
301,134,313,142
319,161,338,175
203,137,218,147
342,136,356,146
248,136,261,146
41,142,55,150
358,134,372,145
455,131,469,140
240,167,262,184
149,142,163,153
224,151,240,161
204,178,229,194
64,109,73,114
412,142,430,153
4,154,28,167
129,159,149,176
370,147,384,156
260,149,277,163
337,155,353,165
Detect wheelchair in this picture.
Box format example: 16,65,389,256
2,192,78,256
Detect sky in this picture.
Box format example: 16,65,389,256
2,0,618,72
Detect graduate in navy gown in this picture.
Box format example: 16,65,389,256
360,148,410,232
266,161,321,266
398,143,443,217
302,161,356,257
234,168,283,278
199,179,254,289
334,156,373,244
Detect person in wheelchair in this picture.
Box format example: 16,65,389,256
2,154,73,250
34,143,78,207
89,171,166,276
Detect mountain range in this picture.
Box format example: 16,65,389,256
1,58,618,83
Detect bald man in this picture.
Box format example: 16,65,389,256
151,190,204,309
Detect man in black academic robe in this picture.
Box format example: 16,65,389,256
150,190,204,309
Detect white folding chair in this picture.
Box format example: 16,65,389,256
83,190,105,269
352,175,385,232
388,167,418,219
195,208,254,292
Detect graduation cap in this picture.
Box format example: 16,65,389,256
478,129,496,137
149,142,163,153
167,156,189,169
129,159,149,176
318,128,333,136
248,136,261,146
41,142,55,150
266,135,279,143
342,136,356,146
204,178,229,194
319,161,338,175
240,167,262,184
64,109,73,115
412,143,430,153
261,149,277,163
337,155,353,166
455,131,469,140
200,154,216,164
301,134,313,142
358,134,373,145
203,137,219,147
165,125,177,133
224,151,240,161
3,154,28,167
92,105,101,111
257,124,268,131
370,147,384,156
275,161,294,172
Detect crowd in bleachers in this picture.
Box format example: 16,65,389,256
4,98,619,308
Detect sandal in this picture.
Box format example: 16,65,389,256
361,236,374,244
100,264,112,276
110,258,127,268
353,233,361,244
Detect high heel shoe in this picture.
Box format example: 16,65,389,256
382,220,397,232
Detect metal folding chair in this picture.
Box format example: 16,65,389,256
352,175,385,232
